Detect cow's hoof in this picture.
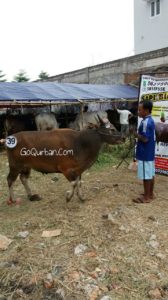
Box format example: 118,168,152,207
66,191,72,202
7,199,15,205
28,194,41,201
7,198,21,205
15,198,21,205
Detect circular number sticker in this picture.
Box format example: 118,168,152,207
5,135,17,149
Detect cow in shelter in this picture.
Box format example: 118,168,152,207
106,109,120,131
4,112,59,136
1,115,122,205
4,114,37,136
35,112,59,131
155,122,168,147
107,109,138,134
68,111,116,131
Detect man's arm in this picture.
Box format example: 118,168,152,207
134,132,148,143
133,119,154,143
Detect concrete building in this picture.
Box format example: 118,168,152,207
44,47,168,86
134,0,168,54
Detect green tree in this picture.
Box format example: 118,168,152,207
13,70,30,82
38,70,49,81
0,70,6,82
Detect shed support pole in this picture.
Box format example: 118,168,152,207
80,102,84,129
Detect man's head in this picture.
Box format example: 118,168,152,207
138,100,153,118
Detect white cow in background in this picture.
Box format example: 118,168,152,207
35,113,59,131
69,111,114,131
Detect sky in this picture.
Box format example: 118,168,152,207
0,0,134,81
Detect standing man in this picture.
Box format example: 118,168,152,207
116,107,133,138
133,100,155,203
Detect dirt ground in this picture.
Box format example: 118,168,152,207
0,151,168,300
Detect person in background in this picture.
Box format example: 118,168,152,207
133,100,155,204
116,106,133,138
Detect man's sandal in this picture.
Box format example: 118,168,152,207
132,196,151,204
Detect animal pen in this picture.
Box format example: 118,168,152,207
0,82,138,135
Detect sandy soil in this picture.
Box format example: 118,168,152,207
0,152,168,300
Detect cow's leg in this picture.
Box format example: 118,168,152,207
62,169,79,202
66,175,85,202
66,180,78,202
76,176,85,202
7,169,19,205
20,170,41,201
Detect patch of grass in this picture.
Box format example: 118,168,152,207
93,151,118,170
92,141,134,171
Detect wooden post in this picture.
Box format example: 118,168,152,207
65,105,68,127
80,101,84,129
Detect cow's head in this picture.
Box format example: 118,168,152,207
96,114,123,144
96,114,116,131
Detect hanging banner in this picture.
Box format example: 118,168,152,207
139,75,168,176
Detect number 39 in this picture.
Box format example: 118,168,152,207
7,137,15,144
6,136,17,148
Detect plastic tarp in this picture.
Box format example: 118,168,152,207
0,82,138,102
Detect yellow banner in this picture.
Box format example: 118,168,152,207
141,92,168,102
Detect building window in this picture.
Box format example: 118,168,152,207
150,0,160,17
151,1,155,16
156,0,160,15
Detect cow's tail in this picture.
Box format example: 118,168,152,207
0,139,6,145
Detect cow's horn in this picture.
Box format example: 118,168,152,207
97,114,104,125
94,116,99,123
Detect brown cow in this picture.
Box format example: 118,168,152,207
3,117,122,205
